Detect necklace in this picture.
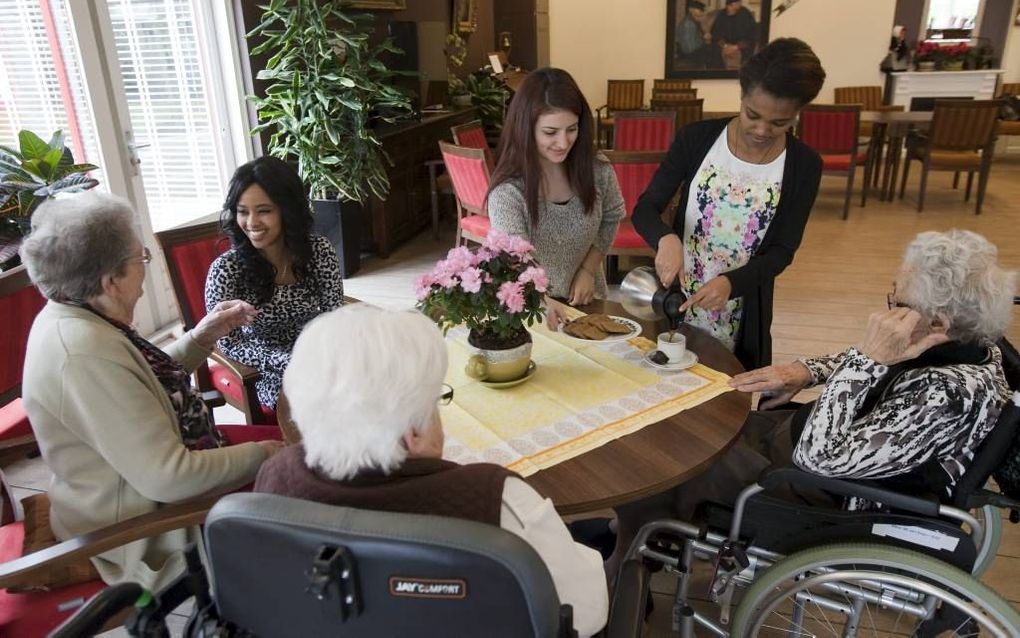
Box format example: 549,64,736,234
732,120,781,165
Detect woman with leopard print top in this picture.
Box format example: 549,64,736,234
205,157,344,409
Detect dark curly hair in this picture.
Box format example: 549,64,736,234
739,37,826,107
220,156,315,304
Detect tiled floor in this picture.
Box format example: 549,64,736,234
7,154,1020,636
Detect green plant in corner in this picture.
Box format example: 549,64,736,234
464,73,508,132
0,129,98,238
247,0,413,202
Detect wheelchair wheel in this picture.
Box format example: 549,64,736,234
731,542,1020,637
972,504,1002,577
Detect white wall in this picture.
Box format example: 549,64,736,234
549,0,896,111
1000,0,1020,83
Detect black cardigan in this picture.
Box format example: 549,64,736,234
632,118,822,371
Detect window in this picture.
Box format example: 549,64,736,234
0,0,99,168
926,0,982,39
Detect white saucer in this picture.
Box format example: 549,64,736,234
644,350,698,371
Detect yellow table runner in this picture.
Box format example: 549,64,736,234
441,317,734,477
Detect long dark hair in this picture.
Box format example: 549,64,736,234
489,67,596,226
220,156,315,304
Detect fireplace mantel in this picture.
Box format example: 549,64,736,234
885,70,1004,108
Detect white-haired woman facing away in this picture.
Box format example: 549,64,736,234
254,304,609,636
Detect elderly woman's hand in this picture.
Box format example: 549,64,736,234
856,307,950,366
192,300,257,350
729,361,812,410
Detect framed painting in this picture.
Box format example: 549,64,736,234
453,0,478,34
665,0,772,79
348,0,406,9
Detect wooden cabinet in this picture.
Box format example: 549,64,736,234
367,107,477,257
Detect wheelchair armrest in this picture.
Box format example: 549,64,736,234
606,559,650,638
757,465,942,517
0,495,218,590
209,350,259,383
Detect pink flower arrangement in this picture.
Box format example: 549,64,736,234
416,231,548,341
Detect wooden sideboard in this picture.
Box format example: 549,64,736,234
367,107,477,258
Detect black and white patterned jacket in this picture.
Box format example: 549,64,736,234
793,345,1009,496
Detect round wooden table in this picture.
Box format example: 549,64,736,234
526,300,751,515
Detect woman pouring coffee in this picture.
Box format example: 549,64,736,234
631,38,826,370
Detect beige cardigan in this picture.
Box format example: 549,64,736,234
22,302,267,590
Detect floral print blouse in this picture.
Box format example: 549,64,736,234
681,130,785,350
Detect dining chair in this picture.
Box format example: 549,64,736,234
649,89,698,105
426,119,495,240
602,150,664,282
649,97,704,129
451,119,495,170
899,99,1002,215
653,79,692,92
612,110,676,151
796,104,868,219
0,265,45,466
997,82,1020,143
155,221,276,425
834,85,903,189
439,141,491,247
595,80,645,149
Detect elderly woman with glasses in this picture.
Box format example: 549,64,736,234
609,229,1015,576
255,304,609,637
20,192,285,591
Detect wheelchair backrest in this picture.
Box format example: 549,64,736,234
203,493,566,638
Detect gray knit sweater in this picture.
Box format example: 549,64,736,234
487,159,625,299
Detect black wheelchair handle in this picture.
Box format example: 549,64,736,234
49,582,144,638
758,466,942,517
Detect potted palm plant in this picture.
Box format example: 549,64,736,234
0,130,99,270
248,0,413,277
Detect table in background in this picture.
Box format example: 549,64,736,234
860,110,933,202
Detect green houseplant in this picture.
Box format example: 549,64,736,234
0,130,98,270
463,72,508,133
248,0,413,276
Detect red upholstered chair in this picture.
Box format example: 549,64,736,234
439,141,492,247
451,119,495,171
602,150,664,281
155,221,276,425
612,111,676,151
0,467,218,637
0,266,45,465
797,104,869,220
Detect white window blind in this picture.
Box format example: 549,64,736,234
107,0,229,231
0,0,99,168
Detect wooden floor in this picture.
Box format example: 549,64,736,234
7,153,1020,636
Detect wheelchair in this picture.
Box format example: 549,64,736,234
609,333,1020,637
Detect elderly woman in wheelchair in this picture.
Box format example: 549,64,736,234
610,229,1020,636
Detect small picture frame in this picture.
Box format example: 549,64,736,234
454,0,478,34
348,0,406,9
488,53,504,74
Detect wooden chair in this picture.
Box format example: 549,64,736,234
0,266,45,466
997,83,1020,141
653,79,692,92
797,104,869,220
595,80,645,148
602,150,664,281
612,111,676,151
0,465,218,637
649,89,697,105
451,119,495,170
155,222,276,425
834,86,903,188
649,97,704,129
439,141,491,246
899,99,1002,214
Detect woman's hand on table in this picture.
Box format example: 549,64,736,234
544,296,570,330
680,275,732,312
729,361,812,410
654,234,684,287
192,300,257,350
568,267,596,306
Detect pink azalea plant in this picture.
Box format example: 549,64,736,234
415,231,548,341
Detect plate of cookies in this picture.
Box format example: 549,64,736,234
559,313,642,342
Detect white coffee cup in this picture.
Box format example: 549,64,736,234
657,332,687,363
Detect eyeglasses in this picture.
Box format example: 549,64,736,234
438,383,454,406
126,246,153,266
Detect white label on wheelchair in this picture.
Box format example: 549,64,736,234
871,524,960,552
